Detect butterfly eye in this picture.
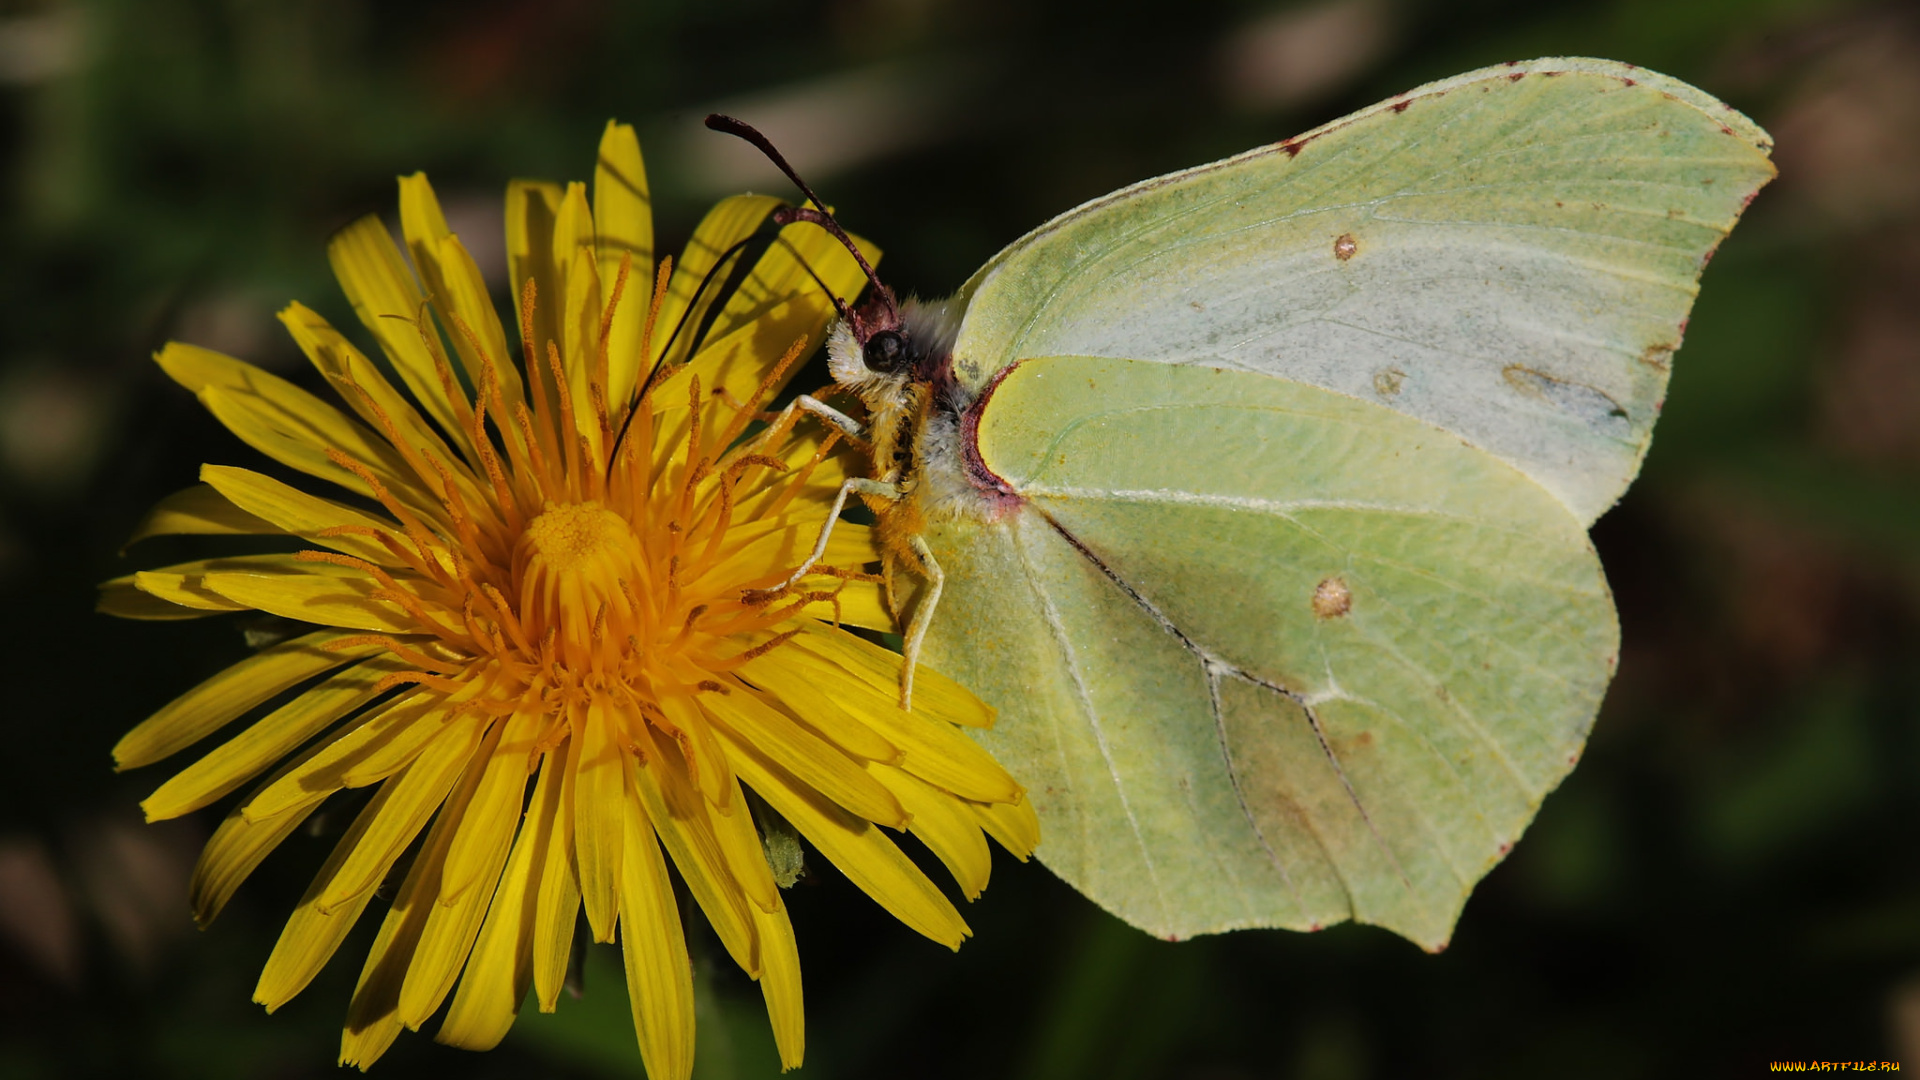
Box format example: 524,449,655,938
862,330,908,374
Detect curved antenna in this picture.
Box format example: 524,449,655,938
655,233,768,368
606,222,852,463
704,113,832,213
704,114,894,310
606,230,763,463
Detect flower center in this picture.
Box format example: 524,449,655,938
514,500,649,670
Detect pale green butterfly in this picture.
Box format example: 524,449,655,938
719,56,1774,950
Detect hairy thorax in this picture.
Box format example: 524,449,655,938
824,300,1014,529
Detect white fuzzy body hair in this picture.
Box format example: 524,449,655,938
915,403,998,523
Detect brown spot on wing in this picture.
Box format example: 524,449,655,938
1311,576,1352,619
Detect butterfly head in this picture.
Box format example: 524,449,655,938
826,296,956,410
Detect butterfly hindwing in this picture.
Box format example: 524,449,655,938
921,356,1616,946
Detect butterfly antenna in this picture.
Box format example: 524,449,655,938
608,230,767,462
605,194,863,465
703,113,894,309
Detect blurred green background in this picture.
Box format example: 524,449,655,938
0,0,1915,1076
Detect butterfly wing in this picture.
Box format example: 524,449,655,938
921,355,1614,947
947,57,1774,526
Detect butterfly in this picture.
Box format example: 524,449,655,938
718,56,1774,950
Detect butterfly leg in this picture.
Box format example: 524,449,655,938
750,476,899,599
757,393,866,442
795,395,867,439
896,534,944,711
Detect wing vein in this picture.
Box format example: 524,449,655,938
1039,510,1415,899
1202,661,1320,923
1010,517,1173,923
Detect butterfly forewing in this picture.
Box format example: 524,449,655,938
948,57,1775,526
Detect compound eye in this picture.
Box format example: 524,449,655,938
862,329,908,374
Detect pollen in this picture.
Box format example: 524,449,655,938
515,500,649,666
521,500,639,574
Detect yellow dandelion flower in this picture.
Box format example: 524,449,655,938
101,121,1039,1077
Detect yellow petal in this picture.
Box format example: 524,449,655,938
700,502,887,630
699,516,879,595
442,727,569,1046
124,483,279,547
593,121,652,408
732,650,899,764
157,344,431,512
325,217,477,464
338,720,492,1070
718,724,969,949
573,698,625,944
129,552,379,615
658,692,732,811
397,170,452,245
315,713,485,912
647,300,831,449
190,794,319,928
506,177,564,375
199,568,425,634
971,795,1040,861
439,709,539,904
653,195,781,370
706,770,781,915
131,564,250,612
726,428,853,525
695,222,879,407
819,518,882,566
752,898,804,1071
779,630,1020,804
399,715,528,1029
800,581,894,633
337,922,407,1069
793,624,995,728
244,689,446,821
870,766,993,900
255,774,407,1011
532,737,580,1013
398,173,526,420
278,301,485,521
96,575,224,620
436,830,535,1050
142,655,408,821
702,220,874,348
700,684,907,829
338,1006,403,1070
200,464,411,567
619,780,695,1080
113,629,374,770
560,228,605,452
550,181,600,432
623,728,758,976
190,729,361,927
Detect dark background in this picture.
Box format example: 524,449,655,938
0,0,1916,1076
